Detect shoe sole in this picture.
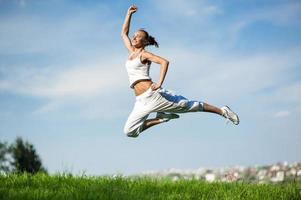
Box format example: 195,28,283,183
156,113,180,120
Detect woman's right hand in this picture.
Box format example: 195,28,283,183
127,5,137,15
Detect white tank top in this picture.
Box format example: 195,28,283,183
125,51,151,88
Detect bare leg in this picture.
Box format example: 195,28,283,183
140,103,224,132
141,118,165,132
203,102,223,116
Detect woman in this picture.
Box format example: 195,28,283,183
122,5,239,138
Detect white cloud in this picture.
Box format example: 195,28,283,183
149,1,301,54
228,2,301,41
161,47,301,103
31,65,123,98
274,111,291,118
0,1,126,116
257,2,301,26
32,101,61,115
270,82,301,104
0,56,129,115
0,2,116,55
0,60,126,98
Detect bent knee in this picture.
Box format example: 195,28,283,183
123,126,139,138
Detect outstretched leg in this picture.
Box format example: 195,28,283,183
200,103,239,124
141,102,225,132
203,102,223,115
142,102,238,132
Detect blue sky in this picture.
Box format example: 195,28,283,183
0,0,300,175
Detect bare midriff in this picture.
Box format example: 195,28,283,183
133,80,153,96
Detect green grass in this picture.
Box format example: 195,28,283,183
0,173,300,200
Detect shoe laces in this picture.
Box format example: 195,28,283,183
223,109,231,125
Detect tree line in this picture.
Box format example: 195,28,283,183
0,137,47,174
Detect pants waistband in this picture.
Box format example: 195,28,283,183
135,87,155,100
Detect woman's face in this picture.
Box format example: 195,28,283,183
131,31,147,48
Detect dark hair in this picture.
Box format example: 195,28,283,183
138,29,159,48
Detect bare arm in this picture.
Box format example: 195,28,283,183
142,51,169,90
121,5,137,52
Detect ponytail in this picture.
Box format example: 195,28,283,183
147,35,159,48
139,29,159,48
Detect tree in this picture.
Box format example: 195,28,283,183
0,141,10,173
9,137,47,174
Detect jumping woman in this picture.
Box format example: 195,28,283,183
122,5,239,138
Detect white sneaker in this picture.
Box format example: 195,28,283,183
221,106,239,125
156,112,179,122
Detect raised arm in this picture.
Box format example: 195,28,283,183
142,51,169,90
121,5,137,52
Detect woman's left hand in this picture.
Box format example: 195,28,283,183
151,83,161,91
